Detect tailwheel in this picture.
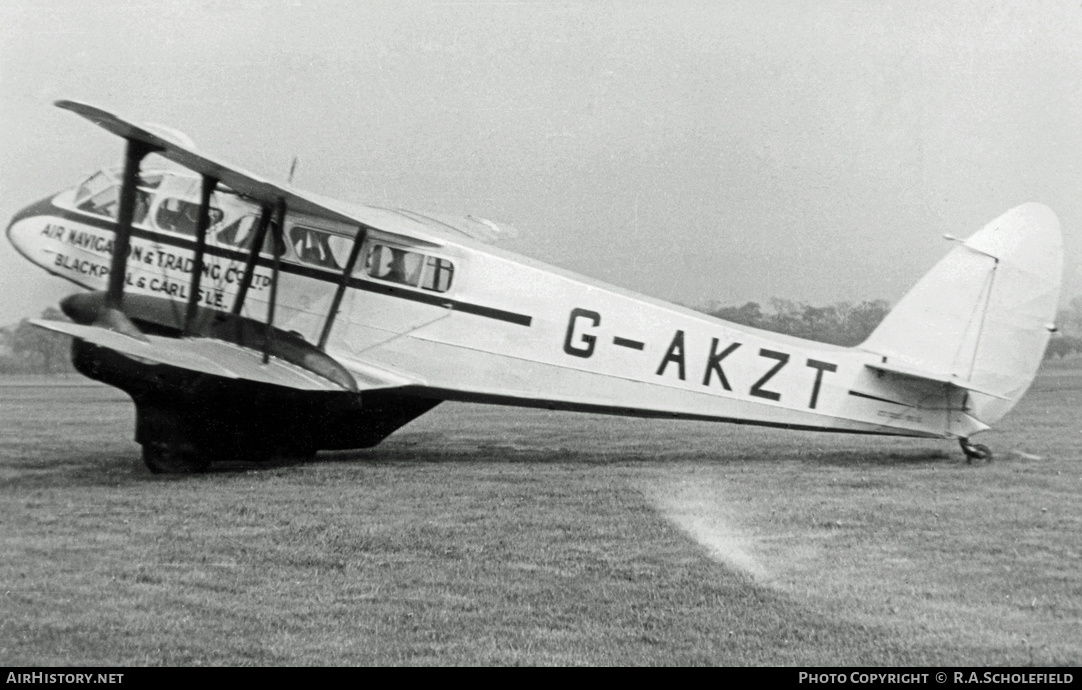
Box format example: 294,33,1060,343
959,438,993,465
141,442,211,474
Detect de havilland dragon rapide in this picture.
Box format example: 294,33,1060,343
5,101,1063,472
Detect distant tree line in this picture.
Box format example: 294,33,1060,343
1046,296,1082,359
0,308,76,374
699,296,1082,359
698,299,892,347
1,296,1080,375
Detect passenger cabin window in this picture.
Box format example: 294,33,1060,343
215,215,286,257
216,215,258,248
137,173,164,189
155,197,223,236
421,256,454,292
289,226,351,271
361,243,454,293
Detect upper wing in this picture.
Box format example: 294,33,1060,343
57,100,361,229
387,209,518,244
56,100,516,247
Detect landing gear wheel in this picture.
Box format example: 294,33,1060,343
142,442,211,474
959,439,993,464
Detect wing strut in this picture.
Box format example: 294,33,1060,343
184,175,218,335
318,225,367,349
263,197,286,364
106,139,159,310
230,202,273,319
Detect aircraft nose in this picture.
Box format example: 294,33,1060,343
6,195,56,263
6,213,35,260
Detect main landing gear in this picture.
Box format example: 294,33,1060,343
959,438,993,464
142,442,211,474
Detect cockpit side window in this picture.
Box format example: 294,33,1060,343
360,243,454,292
77,185,120,219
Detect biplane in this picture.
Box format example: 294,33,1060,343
5,101,1063,472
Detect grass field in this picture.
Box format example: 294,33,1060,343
0,370,1079,666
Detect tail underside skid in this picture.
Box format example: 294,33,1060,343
858,203,1062,434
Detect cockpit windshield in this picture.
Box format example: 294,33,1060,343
66,169,345,262
72,169,167,225
73,170,117,208
73,171,121,218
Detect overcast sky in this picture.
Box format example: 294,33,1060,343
1,0,1079,326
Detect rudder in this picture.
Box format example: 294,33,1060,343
859,203,1062,427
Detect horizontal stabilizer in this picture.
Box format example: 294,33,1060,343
31,320,350,392
864,361,1009,400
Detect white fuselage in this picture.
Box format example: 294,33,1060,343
7,171,968,440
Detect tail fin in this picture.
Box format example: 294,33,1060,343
859,203,1062,427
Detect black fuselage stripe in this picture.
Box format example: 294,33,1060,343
32,202,533,327
848,390,912,407
612,336,645,350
